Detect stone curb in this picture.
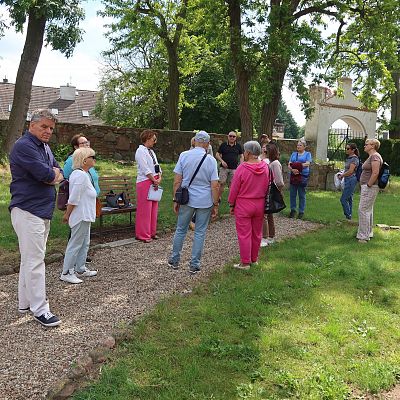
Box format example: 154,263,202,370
47,335,118,399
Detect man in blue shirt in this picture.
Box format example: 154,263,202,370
168,131,219,274
9,109,64,327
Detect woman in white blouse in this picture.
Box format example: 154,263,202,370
261,142,284,247
135,130,162,242
60,148,98,284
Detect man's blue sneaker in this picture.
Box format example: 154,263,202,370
34,312,61,327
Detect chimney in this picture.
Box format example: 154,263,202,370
2,77,8,83
60,84,76,101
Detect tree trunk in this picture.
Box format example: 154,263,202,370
390,70,400,138
259,1,293,139
165,42,180,130
227,0,253,142
260,66,287,137
4,9,46,154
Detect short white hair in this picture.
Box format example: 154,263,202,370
73,148,95,170
243,141,261,156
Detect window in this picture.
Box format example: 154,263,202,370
8,104,12,112
51,108,59,115
82,110,89,117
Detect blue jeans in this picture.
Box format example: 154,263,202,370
340,175,358,219
290,185,306,213
169,205,213,270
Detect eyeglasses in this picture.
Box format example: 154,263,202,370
78,141,90,146
87,155,96,160
364,143,370,147
228,135,236,138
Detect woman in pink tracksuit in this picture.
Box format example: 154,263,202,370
228,141,270,270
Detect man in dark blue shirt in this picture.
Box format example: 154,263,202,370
9,109,64,327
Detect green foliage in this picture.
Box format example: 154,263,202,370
379,140,393,166
391,141,400,175
0,0,85,57
52,144,70,164
324,0,400,114
278,101,301,139
180,59,241,133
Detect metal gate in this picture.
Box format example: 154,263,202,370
327,128,365,161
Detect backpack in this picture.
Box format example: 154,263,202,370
57,180,69,211
378,161,390,189
355,158,363,181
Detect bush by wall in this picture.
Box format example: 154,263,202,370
391,141,400,175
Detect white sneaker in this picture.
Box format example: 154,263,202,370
267,238,275,245
77,267,97,277
260,238,269,247
60,270,83,284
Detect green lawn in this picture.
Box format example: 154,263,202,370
70,176,400,400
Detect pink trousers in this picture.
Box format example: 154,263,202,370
135,178,159,240
234,198,264,264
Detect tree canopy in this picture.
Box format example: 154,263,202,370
95,0,400,140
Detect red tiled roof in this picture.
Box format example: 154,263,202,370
0,82,104,125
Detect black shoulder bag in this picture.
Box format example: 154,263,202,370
175,153,207,205
265,165,286,214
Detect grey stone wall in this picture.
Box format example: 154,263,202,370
2,120,336,189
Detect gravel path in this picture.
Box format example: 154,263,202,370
0,215,321,400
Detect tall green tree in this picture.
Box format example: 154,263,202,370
1,0,84,153
101,0,190,130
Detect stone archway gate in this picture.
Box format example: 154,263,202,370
305,77,377,161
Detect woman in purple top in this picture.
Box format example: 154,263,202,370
288,139,312,219
338,143,359,220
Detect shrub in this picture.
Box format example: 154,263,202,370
52,144,71,163
379,139,393,166
391,140,400,175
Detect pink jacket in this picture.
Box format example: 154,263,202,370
228,161,270,205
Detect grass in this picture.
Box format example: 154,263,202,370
70,177,400,399
72,227,400,399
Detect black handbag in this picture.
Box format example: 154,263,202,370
175,153,207,205
265,166,286,214
106,191,129,208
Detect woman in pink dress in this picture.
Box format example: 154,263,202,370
228,141,270,270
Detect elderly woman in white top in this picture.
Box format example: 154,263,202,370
261,142,284,247
60,148,98,284
135,129,162,242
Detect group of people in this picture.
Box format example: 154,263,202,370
8,108,382,328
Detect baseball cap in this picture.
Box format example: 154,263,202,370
194,130,210,143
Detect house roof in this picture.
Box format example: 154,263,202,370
0,81,103,125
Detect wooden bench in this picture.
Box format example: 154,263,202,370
97,176,136,234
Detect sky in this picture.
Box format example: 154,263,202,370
0,0,307,126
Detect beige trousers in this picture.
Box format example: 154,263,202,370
356,185,379,241
11,207,51,316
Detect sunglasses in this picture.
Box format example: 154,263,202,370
87,155,96,160
228,135,236,138
345,147,350,150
